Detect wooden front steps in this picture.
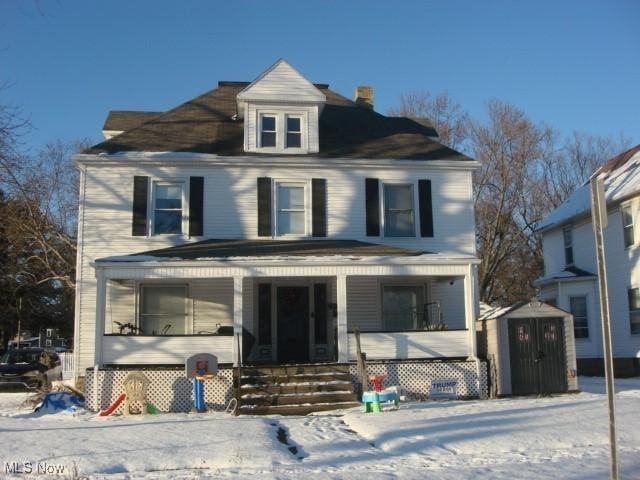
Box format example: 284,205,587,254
238,363,360,415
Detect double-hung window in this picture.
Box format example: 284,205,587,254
563,227,574,266
154,183,183,234
569,296,589,339
622,205,634,248
286,116,302,148
384,184,415,237
382,285,424,330
139,285,188,335
260,115,277,148
628,288,640,334
276,182,306,235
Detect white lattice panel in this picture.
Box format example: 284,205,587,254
350,360,487,400
85,368,234,413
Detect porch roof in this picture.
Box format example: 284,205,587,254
96,239,430,263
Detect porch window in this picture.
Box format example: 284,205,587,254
382,285,424,330
628,288,640,334
384,184,415,237
139,285,188,335
569,296,589,339
153,183,183,234
276,182,306,235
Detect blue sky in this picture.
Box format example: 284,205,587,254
2,0,639,152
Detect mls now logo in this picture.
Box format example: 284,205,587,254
5,461,66,475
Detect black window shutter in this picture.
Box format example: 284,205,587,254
189,176,204,237
312,178,327,237
257,177,272,236
418,179,434,237
132,176,149,236
365,178,380,236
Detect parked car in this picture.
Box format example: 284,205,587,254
0,348,62,390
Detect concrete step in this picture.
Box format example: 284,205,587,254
242,363,351,377
241,391,358,406
239,401,361,416
240,372,351,386
240,381,354,396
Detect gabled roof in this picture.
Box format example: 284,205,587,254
237,59,326,103
103,111,163,132
534,266,596,287
478,299,570,321
85,76,470,161
537,144,640,232
96,239,430,262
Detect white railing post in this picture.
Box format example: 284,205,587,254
233,276,244,367
337,274,348,363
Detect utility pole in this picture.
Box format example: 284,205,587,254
16,296,22,349
589,173,618,480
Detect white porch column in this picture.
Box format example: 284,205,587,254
94,268,107,367
336,274,348,363
464,264,478,358
233,276,244,367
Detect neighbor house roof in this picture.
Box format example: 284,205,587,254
103,111,163,132
86,82,469,161
533,266,597,287
95,239,430,262
537,144,640,232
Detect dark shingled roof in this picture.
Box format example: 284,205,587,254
103,111,163,132
86,82,470,161
97,239,430,261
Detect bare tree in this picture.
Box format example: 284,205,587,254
388,91,470,150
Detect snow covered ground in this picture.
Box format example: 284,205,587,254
0,377,638,479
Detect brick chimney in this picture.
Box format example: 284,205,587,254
354,86,374,109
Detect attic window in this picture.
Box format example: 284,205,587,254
260,115,276,148
286,116,302,148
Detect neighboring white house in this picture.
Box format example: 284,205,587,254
535,144,640,377
73,60,486,410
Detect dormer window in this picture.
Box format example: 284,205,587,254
260,115,277,148
286,116,302,148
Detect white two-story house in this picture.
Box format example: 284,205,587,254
535,144,640,377
74,60,486,412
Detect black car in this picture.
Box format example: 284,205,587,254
0,348,62,390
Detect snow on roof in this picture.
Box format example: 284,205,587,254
537,145,640,232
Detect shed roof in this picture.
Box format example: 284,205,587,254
96,239,430,262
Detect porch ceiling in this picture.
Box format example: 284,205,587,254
96,239,430,262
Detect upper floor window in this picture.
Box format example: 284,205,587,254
569,296,589,339
563,227,574,266
286,116,302,148
384,184,415,237
276,182,306,236
260,115,276,148
153,183,183,234
46,329,53,338
622,205,634,248
628,288,640,334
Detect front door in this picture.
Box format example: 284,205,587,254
277,286,310,363
508,317,567,395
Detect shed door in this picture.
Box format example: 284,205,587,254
508,317,567,395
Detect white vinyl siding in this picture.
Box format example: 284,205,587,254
74,161,476,372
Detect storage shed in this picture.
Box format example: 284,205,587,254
477,299,579,397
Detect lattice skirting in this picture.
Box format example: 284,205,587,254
350,359,488,401
85,368,234,413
